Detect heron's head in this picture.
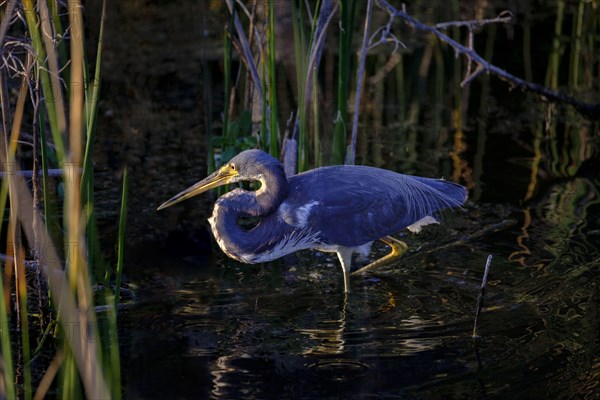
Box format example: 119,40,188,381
157,149,283,210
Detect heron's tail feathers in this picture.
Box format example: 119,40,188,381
435,179,467,205
414,177,468,207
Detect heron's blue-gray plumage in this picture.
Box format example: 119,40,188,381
285,166,465,247
206,150,467,264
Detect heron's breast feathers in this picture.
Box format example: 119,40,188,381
246,228,322,263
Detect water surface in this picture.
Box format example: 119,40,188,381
100,1,600,398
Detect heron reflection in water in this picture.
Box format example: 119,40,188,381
158,149,467,292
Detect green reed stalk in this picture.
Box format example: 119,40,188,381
373,54,384,131
291,0,308,172
449,18,463,182
265,0,279,158
6,52,33,400
0,183,13,400
61,2,110,397
544,1,564,177
431,41,444,147
82,0,106,280
217,12,235,196
82,0,106,177
297,0,335,171
22,0,66,163
48,0,69,83
395,53,406,126
36,0,65,250
260,69,268,148
201,3,216,175
522,20,532,82
114,168,128,309
38,109,52,235
370,59,384,166
0,263,15,399
569,0,585,89
0,45,13,398
2,4,113,395
59,349,81,400
60,14,81,395
332,0,356,165
223,14,233,151
312,70,321,166
106,300,122,400
588,7,598,87
17,237,32,400
104,167,127,400
545,0,564,89
383,57,396,129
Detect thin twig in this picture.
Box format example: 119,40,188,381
435,11,512,30
472,254,492,338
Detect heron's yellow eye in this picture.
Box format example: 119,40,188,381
229,164,236,171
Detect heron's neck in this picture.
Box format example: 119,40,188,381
208,167,288,262
253,166,287,216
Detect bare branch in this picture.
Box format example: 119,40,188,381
368,4,406,52
375,0,600,119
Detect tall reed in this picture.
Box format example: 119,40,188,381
0,1,122,398
332,0,356,165
265,1,280,158
220,1,344,172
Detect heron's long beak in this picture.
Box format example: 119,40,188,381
157,166,238,210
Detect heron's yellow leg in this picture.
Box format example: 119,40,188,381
351,236,408,276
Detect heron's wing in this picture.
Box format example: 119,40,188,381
286,166,466,247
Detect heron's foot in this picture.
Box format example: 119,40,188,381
351,236,408,276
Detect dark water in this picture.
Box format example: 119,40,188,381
120,186,599,399
101,2,600,399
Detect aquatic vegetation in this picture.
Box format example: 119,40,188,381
0,1,125,398
0,0,597,398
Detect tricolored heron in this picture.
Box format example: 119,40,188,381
158,149,467,292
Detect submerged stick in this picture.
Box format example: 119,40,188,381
472,254,492,338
